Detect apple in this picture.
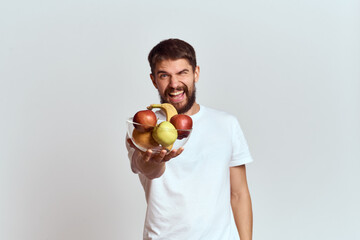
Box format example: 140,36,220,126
170,114,193,139
152,121,178,147
133,110,157,132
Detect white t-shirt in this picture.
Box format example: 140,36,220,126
129,105,253,240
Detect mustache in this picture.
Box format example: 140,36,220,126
165,86,189,96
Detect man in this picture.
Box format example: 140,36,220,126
126,38,253,240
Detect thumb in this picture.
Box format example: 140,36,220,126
127,138,137,149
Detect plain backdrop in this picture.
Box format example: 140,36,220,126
1,0,359,239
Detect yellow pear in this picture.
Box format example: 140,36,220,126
152,121,178,147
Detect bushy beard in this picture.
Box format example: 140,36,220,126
159,84,196,114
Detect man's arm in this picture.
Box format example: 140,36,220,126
126,138,183,179
230,164,253,240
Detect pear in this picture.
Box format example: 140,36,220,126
132,129,159,149
152,121,178,147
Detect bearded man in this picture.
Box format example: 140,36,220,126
126,38,253,240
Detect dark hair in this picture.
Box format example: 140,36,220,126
148,38,197,74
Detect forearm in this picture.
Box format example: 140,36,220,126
231,191,253,240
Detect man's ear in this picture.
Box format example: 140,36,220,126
194,66,200,83
150,73,158,89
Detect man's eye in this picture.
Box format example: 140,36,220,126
160,74,168,78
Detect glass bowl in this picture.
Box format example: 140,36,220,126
126,117,192,154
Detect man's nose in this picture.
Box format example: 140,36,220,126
169,75,180,88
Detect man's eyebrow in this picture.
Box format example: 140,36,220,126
156,70,168,75
156,68,189,75
178,69,189,74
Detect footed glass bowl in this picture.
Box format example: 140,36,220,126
126,117,192,154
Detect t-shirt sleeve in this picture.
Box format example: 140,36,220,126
125,133,140,174
229,117,253,167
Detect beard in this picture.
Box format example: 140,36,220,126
159,84,196,114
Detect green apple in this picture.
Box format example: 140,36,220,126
152,121,178,147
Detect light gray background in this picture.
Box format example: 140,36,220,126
1,0,359,239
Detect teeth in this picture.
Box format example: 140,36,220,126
169,91,183,96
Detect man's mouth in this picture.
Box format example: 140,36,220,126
160,84,196,114
168,90,185,103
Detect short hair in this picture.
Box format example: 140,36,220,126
148,38,197,74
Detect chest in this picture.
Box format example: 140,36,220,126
167,119,233,177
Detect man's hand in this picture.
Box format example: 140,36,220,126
126,138,184,179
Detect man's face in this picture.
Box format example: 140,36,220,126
150,59,199,114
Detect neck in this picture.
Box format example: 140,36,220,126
183,102,200,116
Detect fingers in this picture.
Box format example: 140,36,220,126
176,147,184,155
151,150,167,163
162,150,176,162
163,147,184,162
143,149,152,162
133,143,185,164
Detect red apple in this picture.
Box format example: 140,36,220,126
170,114,193,139
133,110,157,132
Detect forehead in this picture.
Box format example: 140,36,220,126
154,59,192,73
